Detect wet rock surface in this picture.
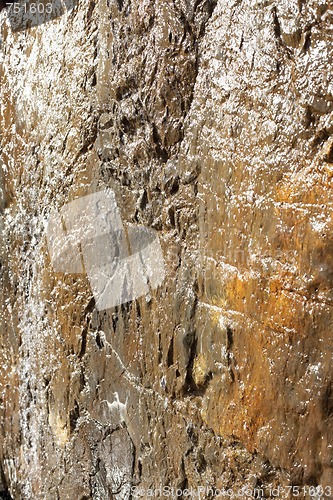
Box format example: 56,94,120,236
0,0,333,498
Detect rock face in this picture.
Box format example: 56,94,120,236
0,0,333,498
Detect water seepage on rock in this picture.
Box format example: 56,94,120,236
0,0,333,497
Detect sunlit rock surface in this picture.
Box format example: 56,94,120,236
0,0,333,497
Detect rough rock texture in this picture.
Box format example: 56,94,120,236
0,0,333,498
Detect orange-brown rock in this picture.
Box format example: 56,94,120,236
0,0,332,498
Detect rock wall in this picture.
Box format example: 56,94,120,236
0,0,333,498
